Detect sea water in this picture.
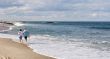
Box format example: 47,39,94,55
1,21,110,59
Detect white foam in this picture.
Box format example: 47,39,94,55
13,22,25,26
28,35,110,59
0,33,17,39
0,34,110,59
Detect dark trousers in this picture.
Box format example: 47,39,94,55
24,36,27,42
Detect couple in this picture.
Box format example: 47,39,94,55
18,29,30,43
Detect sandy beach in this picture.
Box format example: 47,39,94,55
0,38,55,59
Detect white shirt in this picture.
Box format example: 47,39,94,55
18,31,23,36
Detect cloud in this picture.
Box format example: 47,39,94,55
0,0,24,8
0,0,110,21
0,5,32,15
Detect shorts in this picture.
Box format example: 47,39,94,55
19,36,22,39
24,36,27,40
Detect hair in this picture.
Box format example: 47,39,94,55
19,29,22,31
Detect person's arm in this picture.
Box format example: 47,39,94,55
18,32,20,35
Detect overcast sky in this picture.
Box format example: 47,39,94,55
0,0,110,21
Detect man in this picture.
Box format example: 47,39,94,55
23,30,30,42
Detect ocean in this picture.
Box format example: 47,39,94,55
1,21,110,59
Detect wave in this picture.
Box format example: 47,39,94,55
91,40,110,46
0,26,15,33
29,35,110,59
13,22,25,26
89,26,110,29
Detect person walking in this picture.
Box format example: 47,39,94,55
23,30,30,42
18,29,23,43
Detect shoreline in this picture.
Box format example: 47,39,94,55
0,38,55,59
0,22,56,59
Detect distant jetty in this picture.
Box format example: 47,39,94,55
0,21,14,25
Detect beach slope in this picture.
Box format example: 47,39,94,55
0,38,55,59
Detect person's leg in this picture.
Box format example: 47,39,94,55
25,36,27,42
20,39,23,43
19,36,23,43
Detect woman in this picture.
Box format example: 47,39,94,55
18,29,23,43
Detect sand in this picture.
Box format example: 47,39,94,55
0,38,55,59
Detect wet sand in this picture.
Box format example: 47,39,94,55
0,23,9,31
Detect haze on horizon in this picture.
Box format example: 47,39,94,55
0,0,110,21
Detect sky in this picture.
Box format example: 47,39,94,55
0,0,110,21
